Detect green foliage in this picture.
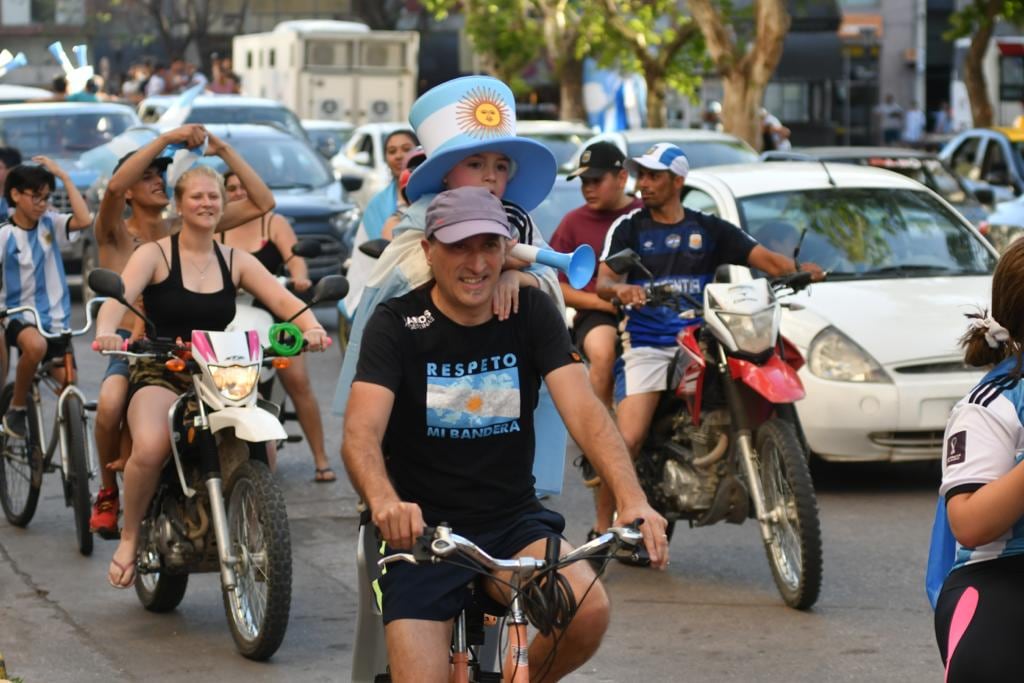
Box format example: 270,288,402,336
945,0,1024,41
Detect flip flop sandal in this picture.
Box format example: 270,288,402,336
108,557,136,589
314,467,337,483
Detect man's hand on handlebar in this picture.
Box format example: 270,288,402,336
613,283,647,307
799,261,826,282
617,500,670,570
372,499,426,550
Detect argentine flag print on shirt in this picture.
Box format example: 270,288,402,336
0,211,77,332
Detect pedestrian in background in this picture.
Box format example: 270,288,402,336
875,93,903,145
902,101,926,147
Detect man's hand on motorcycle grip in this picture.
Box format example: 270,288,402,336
799,261,826,282
372,500,426,550
93,333,126,352
613,283,646,307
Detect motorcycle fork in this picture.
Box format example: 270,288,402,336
715,344,774,546
193,399,238,591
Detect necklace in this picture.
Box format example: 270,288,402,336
190,250,216,280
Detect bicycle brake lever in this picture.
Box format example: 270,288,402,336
377,553,417,568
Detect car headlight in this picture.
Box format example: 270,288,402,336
716,309,776,355
208,364,260,401
331,207,360,236
807,327,890,383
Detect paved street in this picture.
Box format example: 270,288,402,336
0,304,943,682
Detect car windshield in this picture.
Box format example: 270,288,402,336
627,139,757,168
738,188,995,279
521,132,591,170
861,157,970,204
307,128,352,158
202,135,334,189
0,111,138,156
186,106,307,141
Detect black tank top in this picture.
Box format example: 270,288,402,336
143,234,237,340
222,214,284,274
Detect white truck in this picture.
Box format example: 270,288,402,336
232,20,419,125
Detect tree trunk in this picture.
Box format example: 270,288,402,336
559,57,586,121
721,73,763,149
964,4,998,128
646,72,666,128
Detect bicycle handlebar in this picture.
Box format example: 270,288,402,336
1,296,108,340
378,520,645,574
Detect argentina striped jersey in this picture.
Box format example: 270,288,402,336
0,211,77,332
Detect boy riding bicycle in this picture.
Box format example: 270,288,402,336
1,158,93,439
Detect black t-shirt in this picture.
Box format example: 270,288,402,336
600,207,757,348
355,286,580,531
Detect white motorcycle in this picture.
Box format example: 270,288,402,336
88,268,348,660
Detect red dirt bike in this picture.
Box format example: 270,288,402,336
605,249,823,610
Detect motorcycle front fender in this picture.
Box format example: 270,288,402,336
208,406,287,442
727,354,806,404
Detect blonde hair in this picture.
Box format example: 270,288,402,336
173,165,226,205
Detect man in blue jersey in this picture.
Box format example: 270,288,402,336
592,142,823,537
1,159,93,438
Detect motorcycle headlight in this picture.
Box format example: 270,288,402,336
807,327,891,383
208,364,260,401
716,308,776,355
331,207,360,236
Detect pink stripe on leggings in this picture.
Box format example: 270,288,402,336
945,586,979,683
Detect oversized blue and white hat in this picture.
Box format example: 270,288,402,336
405,76,556,211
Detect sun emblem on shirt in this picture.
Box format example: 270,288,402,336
456,87,512,139
41,230,52,246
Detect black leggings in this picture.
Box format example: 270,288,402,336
934,554,1024,682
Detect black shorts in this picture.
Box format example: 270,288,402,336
935,553,1024,681
377,506,566,624
572,309,618,349
5,318,67,364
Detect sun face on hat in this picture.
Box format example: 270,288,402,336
456,87,513,139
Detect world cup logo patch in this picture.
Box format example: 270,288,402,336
456,87,513,139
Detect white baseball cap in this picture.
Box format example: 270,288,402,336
625,142,690,178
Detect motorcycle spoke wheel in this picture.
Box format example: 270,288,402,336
135,541,190,612
223,458,291,661
0,384,42,527
755,417,822,610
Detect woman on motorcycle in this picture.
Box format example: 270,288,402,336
219,171,335,482
94,165,330,589
935,238,1024,681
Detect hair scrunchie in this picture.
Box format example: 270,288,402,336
969,315,1011,349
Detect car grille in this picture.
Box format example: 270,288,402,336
50,189,73,212
869,431,944,450
893,360,974,374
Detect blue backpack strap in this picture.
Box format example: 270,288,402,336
926,494,958,609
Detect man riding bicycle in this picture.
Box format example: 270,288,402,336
342,186,668,683
591,142,825,538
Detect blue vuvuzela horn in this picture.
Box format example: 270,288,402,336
510,243,596,290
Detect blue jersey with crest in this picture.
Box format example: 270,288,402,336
600,207,757,349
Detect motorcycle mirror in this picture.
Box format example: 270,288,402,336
291,239,322,259
341,175,364,193
605,248,654,280
286,275,350,323
359,238,390,259
88,268,125,300
87,267,157,337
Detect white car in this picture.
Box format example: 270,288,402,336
575,128,758,177
301,118,355,160
679,162,997,462
331,121,413,210
516,120,595,174
137,94,309,142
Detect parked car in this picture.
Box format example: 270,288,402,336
79,123,359,288
761,146,990,227
680,161,997,463
302,119,355,160
0,101,142,289
574,128,758,177
0,84,52,103
939,127,1024,202
516,120,595,174
330,121,412,210
137,94,309,143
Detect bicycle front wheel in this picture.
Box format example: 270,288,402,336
64,394,93,556
0,383,42,527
